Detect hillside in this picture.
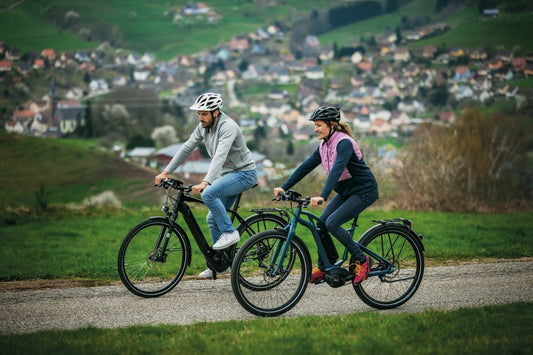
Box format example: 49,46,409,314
319,2,533,52
3,1,533,59
0,0,335,60
0,131,159,209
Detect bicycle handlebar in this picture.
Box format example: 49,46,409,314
274,190,321,206
155,178,192,192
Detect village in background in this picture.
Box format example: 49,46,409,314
2,2,531,186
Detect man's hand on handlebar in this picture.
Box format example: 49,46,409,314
155,171,169,185
191,181,209,195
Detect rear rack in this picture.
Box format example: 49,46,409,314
372,218,412,228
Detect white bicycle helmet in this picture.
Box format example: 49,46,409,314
189,92,223,111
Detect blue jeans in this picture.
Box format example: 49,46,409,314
202,169,257,244
317,190,378,269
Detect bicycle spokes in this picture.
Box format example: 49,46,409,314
118,219,188,298
355,225,424,309
231,231,311,317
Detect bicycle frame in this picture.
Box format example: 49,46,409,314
174,189,212,256
270,200,395,279
154,179,289,278
154,182,239,276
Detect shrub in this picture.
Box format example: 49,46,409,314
392,108,531,212
82,191,122,208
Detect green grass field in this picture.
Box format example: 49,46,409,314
0,132,157,209
1,302,531,354
319,2,533,52
408,9,533,51
319,0,437,46
0,3,97,52
1,206,531,281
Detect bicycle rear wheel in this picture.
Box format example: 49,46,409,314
118,218,190,298
355,224,424,309
237,212,287,240
231,230,311,317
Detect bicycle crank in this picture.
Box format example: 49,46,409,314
325,268,353,288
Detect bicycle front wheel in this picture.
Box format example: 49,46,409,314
355,224,424,309
231,230,311,317
118,218,190,298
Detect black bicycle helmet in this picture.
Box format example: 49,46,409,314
309,106,341,122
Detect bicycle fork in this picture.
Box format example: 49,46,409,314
149,203,180,263
268,209,300,277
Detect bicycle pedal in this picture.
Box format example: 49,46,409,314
324,268,353,287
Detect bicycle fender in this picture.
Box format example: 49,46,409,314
407,227,425,252
148,216,193,266
402,225,424,252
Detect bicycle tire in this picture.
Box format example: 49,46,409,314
236,212,288,240
236,213,292,290
118,218,190,298
354,224,424,309
231,230,312,317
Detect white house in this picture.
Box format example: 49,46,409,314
455,86,474,100
305,66,324,80
89,79,109,94
128,147,156,166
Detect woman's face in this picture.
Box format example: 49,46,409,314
313,120,330,140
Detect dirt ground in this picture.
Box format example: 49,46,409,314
2,257,531,293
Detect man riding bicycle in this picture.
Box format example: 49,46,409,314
155,92,257,278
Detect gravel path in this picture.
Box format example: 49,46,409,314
1,260,532,334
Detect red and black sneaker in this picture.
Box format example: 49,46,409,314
350,256,371,285
309,267,326,284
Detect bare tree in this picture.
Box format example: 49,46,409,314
393,109,531,212
151,125,178,147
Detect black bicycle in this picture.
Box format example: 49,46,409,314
231,190,425,317
118,178,288,298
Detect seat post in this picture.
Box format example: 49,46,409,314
227,184,256,223
228,192,243,223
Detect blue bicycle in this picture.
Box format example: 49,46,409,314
230,190,425,317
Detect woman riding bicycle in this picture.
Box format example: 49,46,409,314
274,106,378,285
155,92,257,278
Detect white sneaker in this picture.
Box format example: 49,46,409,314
212,230,240,250
198,267,230,278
